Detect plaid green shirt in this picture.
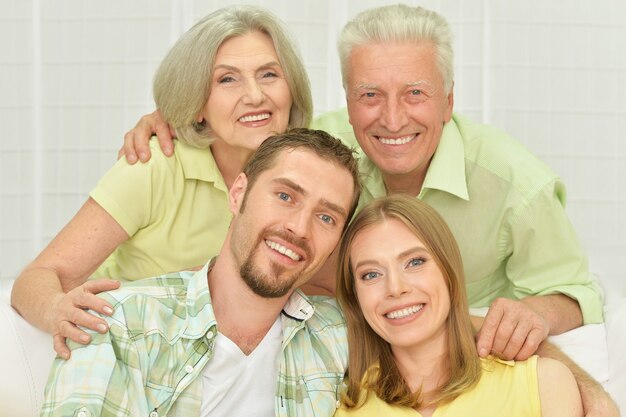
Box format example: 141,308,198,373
40,262,348,417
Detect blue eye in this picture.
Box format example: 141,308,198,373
277,192,290,201
262,71,278,78
319,214,335,225
218,76,236,84
361,271,380,281
364,92,376,98
407,257,424,268
410,89,422,95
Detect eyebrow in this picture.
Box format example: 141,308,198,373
273,177,348,219
352,245,428,270
213,61,282,72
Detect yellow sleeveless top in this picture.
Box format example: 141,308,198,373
335,356,540,417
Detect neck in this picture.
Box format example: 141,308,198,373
382,168,428,197
210,143,254,189
391,336,449,397
208,249,290,355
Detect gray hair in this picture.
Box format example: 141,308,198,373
153,5,312,148
338,4,454,94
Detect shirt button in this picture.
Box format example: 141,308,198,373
77,412,87,417
185,364,194,373
206,330,215,339
336,400,341,408
149,411,158,417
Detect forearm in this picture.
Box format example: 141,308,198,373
522,294,582,335
11,266,67,333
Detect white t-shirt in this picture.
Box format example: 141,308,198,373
198,318,283,417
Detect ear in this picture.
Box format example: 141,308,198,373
444,83,454,123
229,173,248,214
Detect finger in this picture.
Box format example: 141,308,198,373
514,328,545,361
476,306,504,357
500,320,531,360
53,334,71,360
82,278,121,295
155,122,174,156
59,320,92,345
490,315,517,357
122,130,139,164
67,305,109,334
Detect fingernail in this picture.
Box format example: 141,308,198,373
97,324,108,333
479,348,488,357
80,334,90,343
164,146,172,155
62,351,70,360
139,152,147,161
103,306,113,315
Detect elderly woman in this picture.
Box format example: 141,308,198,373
11,5,311,359
335,194,583,417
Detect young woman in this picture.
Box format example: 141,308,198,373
336,194,583,417
11,5,312,359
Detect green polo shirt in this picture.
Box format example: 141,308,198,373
90,139,232,280
312,109,603,324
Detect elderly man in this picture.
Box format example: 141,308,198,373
40,129,361,417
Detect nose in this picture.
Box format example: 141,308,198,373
386,270,410,298
284,210,312,240
242,78,265,106
380,98,408,132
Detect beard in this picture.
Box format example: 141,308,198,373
240,256,300,298
236,229,312,298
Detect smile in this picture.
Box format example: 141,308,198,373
377,134,416,145
385,304,424,319
239,113,270,123
265,239,302,261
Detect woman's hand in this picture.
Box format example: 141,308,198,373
49,279,121,359
118,109,176,164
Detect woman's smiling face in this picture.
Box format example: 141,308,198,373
350,218,450,354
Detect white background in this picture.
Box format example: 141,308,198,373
1,0,625,301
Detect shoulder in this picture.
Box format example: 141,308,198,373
536,357,583,417
307,296,347,330
97,271,194,325
450,113,560,197
311,108,359,148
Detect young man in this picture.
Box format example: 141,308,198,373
40,129,361,417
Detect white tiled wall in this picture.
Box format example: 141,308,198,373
1,0,625,299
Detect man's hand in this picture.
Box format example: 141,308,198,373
118,109,176,164
475,297,550,360
49,279,120,359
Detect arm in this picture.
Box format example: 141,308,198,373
537,341,619,417
40,325,146,417
118,109,176,163
475,293,582,360
537,356,583,417
11,198,127,358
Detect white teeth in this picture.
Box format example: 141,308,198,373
385,304,424,319
239,113,270,122
265,240,301,261
378,135,415,145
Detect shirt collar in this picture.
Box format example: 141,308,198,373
181,260,317,339
174,140,227,191
420,115,469,200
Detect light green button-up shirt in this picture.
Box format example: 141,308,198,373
40,262,348,417
312,109,603,323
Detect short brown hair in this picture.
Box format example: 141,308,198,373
242,128,362,225
337,194,480,409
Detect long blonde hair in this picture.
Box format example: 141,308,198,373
336,194,480,409
153,5,312,148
